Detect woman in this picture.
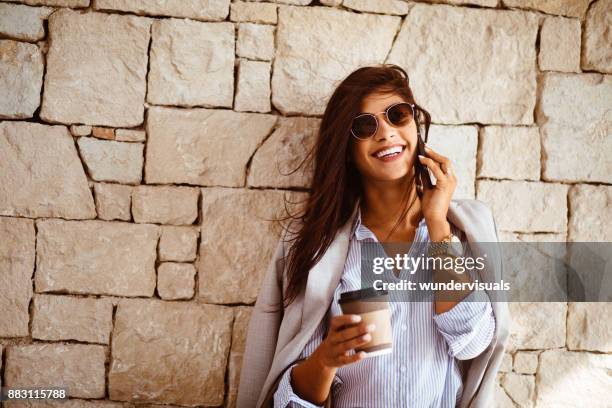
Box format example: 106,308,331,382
237,64,509,408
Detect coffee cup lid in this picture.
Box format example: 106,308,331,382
339,287,388,304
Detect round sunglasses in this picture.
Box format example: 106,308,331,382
350,102,416,140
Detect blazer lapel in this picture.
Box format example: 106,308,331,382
276,203,359,364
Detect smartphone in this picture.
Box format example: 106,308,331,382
415,124,435,189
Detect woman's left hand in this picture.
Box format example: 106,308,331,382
417,145,457,224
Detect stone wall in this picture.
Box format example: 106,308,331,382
0,0,611,407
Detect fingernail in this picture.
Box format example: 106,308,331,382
352,315,361,322
418,154,425,160
424,144,431,151
367,324,376,332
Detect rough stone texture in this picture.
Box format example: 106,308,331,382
476,180,568,232
94,0,230,21
388,4,538,125
497,231,567,242
40,9,151,127
4,344,106,398
0,122,96,219
500,235,568,302
507,302,566,351
91,126,115,140
0,217,35,337
514,351,538,374
430,0,498,5
477,126,540,180
343,0,409,15
32,294,113,344
568,184,612,241
36,219,159,296
538,73,611,183
159,225,199,262
237,23,275,61
583,0,612,74
77,138,144,184
536,350,612,407
132,185,199,225
567,302,612,352
539,16,581,73
147,19,234,107
199,188,303,303
501,372,535,408
230,1,277,24
227,306,253,408
108,299,233,406
94,182,133,221
145,106,277,186
499,352,513,373
247,116,318,188
0,40,44,119
4,401,125,408
115,128,146,142
157,262,196,300
272,6,401,115
0,0,88,6
70,124,92,136
0,3,53,41
494,377,517,408
502,0,592,18
425,125,477,199
235,59,272,112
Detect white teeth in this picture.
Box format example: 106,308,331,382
375,145,403,158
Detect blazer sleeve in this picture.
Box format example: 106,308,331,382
432,226,496,361
236,236,287,408
273,310,343,407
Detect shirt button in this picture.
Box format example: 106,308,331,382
400,365,406,372
401,324,407,331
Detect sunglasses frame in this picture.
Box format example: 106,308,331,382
350,102,417,140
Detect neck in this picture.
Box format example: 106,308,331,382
360,171,423,230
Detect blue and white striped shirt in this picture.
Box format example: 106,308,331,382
274,208,496,407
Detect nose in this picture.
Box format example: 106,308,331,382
374,113,397,142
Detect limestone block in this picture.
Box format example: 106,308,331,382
272,5,401,115
147,18,234,107
0,40,43,119
40,9,151,127
108,299,233,406
0,122,95,219
538,73,611,183
36,219,159,296
132,185,199,225
145,106,276,186
32,294,113,344
0,217,35,337
388,4,538,125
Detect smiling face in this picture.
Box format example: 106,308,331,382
350,91,419,185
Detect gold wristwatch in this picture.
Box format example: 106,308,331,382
427,232,463,258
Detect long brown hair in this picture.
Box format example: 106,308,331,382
278,64,432,310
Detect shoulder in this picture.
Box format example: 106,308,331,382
451,198,494,219
449,198,499,242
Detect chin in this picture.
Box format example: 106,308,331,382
367,168,412,182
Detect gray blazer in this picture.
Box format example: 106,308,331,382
236,198,510,408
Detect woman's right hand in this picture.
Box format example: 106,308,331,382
311,314,376,369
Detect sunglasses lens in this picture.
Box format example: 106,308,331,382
388,103,414,126
351,115,377,139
